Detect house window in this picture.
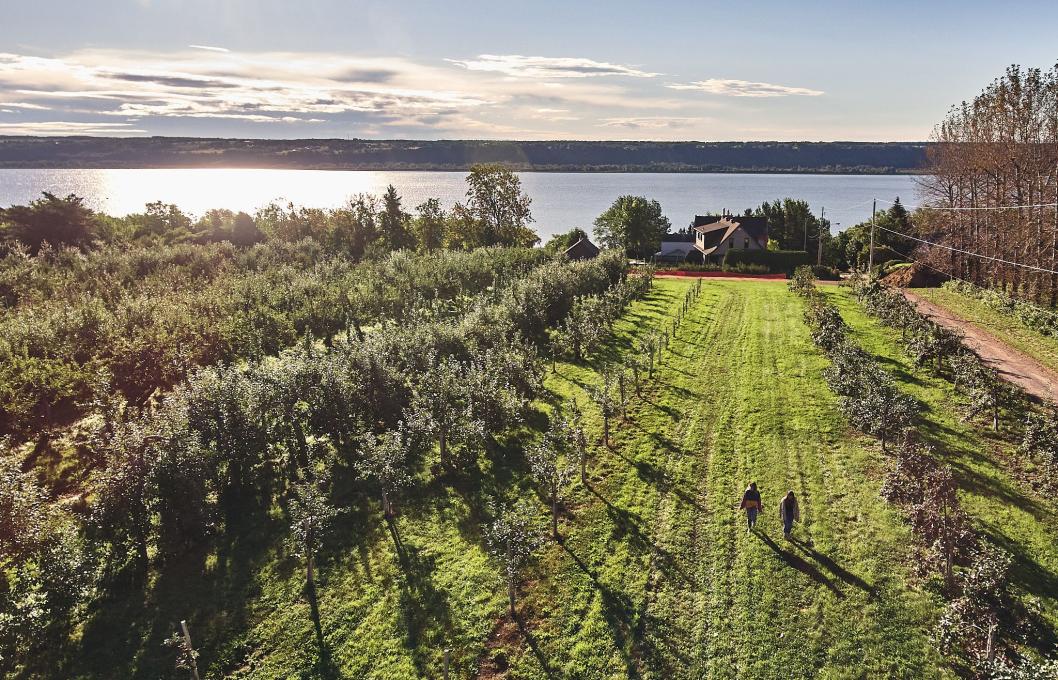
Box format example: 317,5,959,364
744,238,750,249
727,237,733,248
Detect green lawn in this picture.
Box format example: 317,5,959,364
497,279,949,679
826,287,1058,638
62,279,1058,679
911,287,1058,375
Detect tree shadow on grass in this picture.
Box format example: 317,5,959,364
306,582,344,679
394,540,456,679
588,485,694,587
511,608,555,678
558,541,667,680
71,510,284,679
754,532,845,599
608,446,704,513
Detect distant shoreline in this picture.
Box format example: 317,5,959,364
0,166,927,174
0,137,930,174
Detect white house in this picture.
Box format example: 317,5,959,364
692,214,769,259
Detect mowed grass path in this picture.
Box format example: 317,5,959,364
502,279,948,679
827,287,1058,636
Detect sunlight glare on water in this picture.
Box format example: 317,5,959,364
0,169,922,239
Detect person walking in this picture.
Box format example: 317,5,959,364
779,490,800,540
739,482,762,532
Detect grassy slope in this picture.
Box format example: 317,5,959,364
497,279,948,679
911,287,1058,375
826,287,1058,637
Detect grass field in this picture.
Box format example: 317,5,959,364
826,287,1058,638
911,287,1058,375
493,279,948,679
63,279,1058,679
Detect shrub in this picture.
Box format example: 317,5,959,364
723,248,813,274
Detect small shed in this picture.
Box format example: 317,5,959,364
564,237,601,260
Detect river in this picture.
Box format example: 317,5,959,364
0,169,922,239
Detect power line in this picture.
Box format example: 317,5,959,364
876,197,1058,212
875,223,1058,276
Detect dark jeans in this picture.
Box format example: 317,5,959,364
746,507,758,528
783,515,794,535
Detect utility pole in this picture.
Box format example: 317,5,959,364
802,216,808,251
817,207,825,266
868,199,877,272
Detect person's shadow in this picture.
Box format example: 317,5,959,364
754,531,845,599
789,536,876,598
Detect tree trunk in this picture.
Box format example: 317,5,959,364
603,416,609,447
439,430,448,467
506,541,517,617
551,495,559,540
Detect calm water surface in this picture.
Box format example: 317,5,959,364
0,169,921,239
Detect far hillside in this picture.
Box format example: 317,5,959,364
0,137,928,173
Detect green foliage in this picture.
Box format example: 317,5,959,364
788,265,817,296
458,164,538,248
0,192,100,253
484,497,545,613
833,198,915,271
0,243,550,439
943,280,1058,338
1022,410,1058,489
543,227,589,253
723,248,813,274
592,195,670,259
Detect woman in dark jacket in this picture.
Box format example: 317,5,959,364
739,482,762,531
779,490,800,539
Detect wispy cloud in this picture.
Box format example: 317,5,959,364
0,50,492,132
2,101,51,110
188,44,230,53
667,79,824,97
447,54,658,79
0,121,147,135
600,116,705,129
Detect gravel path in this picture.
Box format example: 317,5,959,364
902,289,1058,404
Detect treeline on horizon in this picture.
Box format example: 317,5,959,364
0,137,928,173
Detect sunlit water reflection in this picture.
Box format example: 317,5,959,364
0,169,921,239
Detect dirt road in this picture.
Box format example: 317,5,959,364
902,290,1058,403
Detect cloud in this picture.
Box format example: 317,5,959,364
600,116,705,129
667,79,824,97
0,121,147,135
447,54,658,79
102,72,240,88
333,68,398,84
0,50,493,132
2,101,51,110
188,44,230,53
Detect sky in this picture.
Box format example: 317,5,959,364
1,0,1056,141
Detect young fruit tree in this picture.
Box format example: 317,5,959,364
485,498,545,617
286,461,342,645
357,425,414,522
1022,410,1058,488
590,372,619,447
628,355,647,397
527,420,576,540
409,355,474,468
566,400,590,486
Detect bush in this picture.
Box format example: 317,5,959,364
723,249,813,274
943,280,1058,338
